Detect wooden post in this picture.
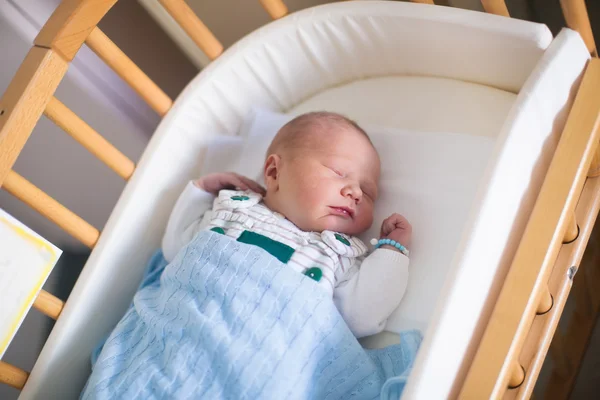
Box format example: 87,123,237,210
560,0,597,56
33,290,64,320
481,0,510,17
2,170,100,248
85,28,173,116
259,0,288,19
44,96,135,179
0,361,28,390
159,0,223,60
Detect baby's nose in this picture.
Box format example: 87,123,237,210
343,184,362,204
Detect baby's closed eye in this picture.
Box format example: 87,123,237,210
325,164,345,177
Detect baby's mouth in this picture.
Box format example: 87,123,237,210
329,206,355,219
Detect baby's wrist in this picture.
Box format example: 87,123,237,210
380,244,403,253
370,238,410,257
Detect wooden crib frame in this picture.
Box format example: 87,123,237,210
1,0,600,398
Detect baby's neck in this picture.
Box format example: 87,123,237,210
262,193,284,217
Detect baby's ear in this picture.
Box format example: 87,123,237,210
264,154,281,191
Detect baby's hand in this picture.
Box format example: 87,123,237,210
380,213,412,250
194,172,266,196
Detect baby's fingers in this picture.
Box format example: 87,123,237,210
221,174,249,191
238,175,266,195
380,216,397,236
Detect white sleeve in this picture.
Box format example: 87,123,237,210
162,181,215,262
333,248,409,338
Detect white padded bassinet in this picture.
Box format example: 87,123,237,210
21,2,590,399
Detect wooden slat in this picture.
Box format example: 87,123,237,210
32,290,64,320
34,0,118,62
159,0,223,60
0,361,28,390
481,0,510,17
2,171,99,248
560,0,597,56
85,28,172,116
259,0,288,19
410,0,435,4
459,58,600,399
0,47,67,187
44,97,135,180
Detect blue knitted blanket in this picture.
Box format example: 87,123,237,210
82,231,421,399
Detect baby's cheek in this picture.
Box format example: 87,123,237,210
361,206,375,229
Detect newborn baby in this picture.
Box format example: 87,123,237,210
162,112,411,338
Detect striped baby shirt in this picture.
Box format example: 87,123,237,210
162,182,410,338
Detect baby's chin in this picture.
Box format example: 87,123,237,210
314,215,370,236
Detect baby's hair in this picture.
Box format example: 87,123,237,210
266,111,371,156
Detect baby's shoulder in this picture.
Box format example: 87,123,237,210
311,231,368,258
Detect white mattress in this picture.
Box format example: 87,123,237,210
21,2,589,399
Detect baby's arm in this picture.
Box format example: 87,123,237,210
162,173,265,262
333,213,412,338
162,182,215,262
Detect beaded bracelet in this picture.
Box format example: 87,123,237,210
370,238,410,257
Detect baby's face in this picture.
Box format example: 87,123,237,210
264,127,380,235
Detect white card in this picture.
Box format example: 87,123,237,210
0,209,62,358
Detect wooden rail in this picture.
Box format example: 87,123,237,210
460,58,600,398
560,0,597,56
33,290,64,320
3,171,100,248
159,0,223,60
0,361,29,390
85,28,172,116
481,0,510,17
44,97,135,180
259,0,288,19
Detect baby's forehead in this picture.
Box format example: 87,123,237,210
267,112,379,165
284,123,370,151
